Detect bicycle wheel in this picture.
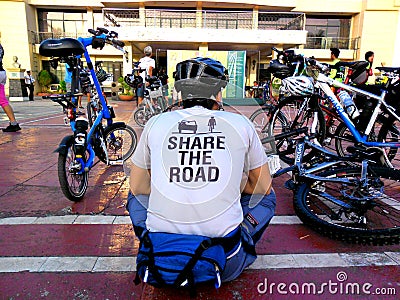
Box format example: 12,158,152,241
334,122,357,157
58,142,88,202
104,124,137,164
335,117,399,163
293,165,400,245
134,107,151,127
378,118,400,164
268,96,326,164
249,106,272,141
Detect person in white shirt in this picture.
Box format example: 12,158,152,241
24,70,35,101
136,46,155,105
127,57,276,282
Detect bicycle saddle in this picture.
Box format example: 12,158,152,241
334,61,368,70
376,66,400,73
39,38,85,57
268,59,291,79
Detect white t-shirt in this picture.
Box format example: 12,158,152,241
131,106,268,237
138,56,155,82
24,74,35,85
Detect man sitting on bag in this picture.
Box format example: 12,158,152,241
127,57,276,291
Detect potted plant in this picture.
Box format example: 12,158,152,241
58,80,67,93
117,76,134,101
37,69,52,96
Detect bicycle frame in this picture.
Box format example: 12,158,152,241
276,136,359,192
315,72,400,149
68,35,118,172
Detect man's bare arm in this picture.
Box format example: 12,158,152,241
129,164,151,195
241,162,272,195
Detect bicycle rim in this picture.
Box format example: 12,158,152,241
134,108,147,127
378,118,400,165
335,119,399,165
293,165,400,245
249,107,271,141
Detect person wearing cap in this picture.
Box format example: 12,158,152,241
127,57,275,285
136,45,155,105
329,47,341,79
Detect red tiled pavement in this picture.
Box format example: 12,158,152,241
0,99,399,299
1,266,399,300
0,223,399,257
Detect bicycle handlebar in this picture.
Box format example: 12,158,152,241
87,27,125,52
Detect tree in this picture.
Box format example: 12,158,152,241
38,70,53,92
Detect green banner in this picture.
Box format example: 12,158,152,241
226,51,246,98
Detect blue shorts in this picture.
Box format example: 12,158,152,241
127,190,276,282
136,85,144,97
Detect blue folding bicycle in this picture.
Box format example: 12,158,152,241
39,28,137,201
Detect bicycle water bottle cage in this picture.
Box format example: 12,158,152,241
39,38,85,57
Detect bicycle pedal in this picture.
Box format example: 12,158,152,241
284,179,296,190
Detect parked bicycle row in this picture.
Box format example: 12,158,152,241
250,47,400,245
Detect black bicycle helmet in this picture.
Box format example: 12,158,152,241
173,57,229,104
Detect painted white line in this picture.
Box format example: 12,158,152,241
20,124,69,127
19,114,65,125
0,252,397,273
0,215,303,225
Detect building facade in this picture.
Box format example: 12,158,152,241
1,0,400,96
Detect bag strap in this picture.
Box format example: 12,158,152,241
173,227,241,288
173,238,213,287
134,230,166,286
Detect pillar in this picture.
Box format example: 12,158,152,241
7,68,28,101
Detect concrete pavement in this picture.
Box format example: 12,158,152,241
0,97,399,299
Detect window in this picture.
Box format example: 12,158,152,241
305,15,351,49
38,10,87,40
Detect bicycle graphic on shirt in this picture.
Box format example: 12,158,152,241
176,117,219,134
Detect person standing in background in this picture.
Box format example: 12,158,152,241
24,70,35,101
0,43,21,132
329,47,341,79
365,51,374,75
137,46,155,106
364,51,375,84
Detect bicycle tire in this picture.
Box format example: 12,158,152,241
249,106,272,141
134,107,148,127
293,165,400,245
58,143,88,202
333,122,356,157
104,123,137,163
377,118,400,162
268,96,326,164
